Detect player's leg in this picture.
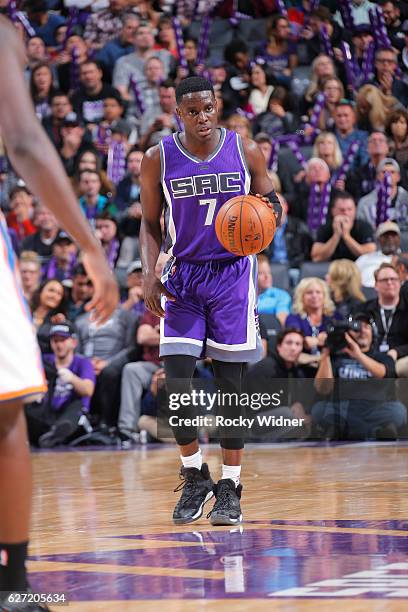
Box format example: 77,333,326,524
0,400,32,593
209,360,245,526
164,355,214,525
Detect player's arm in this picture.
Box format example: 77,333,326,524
140,146,175,318
242,138,283,227
0,18,118,324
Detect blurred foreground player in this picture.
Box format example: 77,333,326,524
0,17,119,610
140,76,282,526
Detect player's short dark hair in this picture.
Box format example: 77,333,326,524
175,76,214,104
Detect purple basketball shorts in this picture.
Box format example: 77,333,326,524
160,256,263,363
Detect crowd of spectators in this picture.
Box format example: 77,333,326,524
2,0,408,445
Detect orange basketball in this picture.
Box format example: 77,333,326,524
215,194,277,256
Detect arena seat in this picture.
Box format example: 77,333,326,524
299,261,330,280
270,262,290,291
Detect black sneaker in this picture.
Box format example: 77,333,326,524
38,420,74,448
173,463,214,525
207,479,243,526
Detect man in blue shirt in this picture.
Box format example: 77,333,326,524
333,101,369,169
27,0,66,47
257,254,292,325
97,13,140,81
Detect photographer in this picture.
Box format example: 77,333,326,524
313,313,406,439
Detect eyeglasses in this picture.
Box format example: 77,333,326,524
376,58,396,64
377,277,400,283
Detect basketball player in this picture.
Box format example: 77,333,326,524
0,17,118,609
140,76,282,526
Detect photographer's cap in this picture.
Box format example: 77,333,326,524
351,312,371,324
375,221,400,238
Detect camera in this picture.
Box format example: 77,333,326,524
326,320,362,354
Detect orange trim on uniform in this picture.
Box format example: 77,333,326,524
0,385,47,402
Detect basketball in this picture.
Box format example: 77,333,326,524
215,194,277,256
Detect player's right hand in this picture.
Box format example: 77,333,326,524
144,274,175,318
82,248,119,325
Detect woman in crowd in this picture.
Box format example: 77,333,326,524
252,87,295,138
386,109,408,169
30,62,56,120
71,148,114,198
154,16,178,58
303,54,336,110
356,84,399,132
31,279,67,354
318,76,345,131
226,113,252,139
55,34,89,94
312,131,343,173
256,15,297,86
248,61,275,115
326,259,365,319
286,277,336,356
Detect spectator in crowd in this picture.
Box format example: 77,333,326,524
72,148,114,197
373,47,408,106
312,131,343,176
226,113,252,139
29,62,56,120
71,61,120,125
66,263,93,322
137,368,168,443
312,192,376,262
113,23,174,98
291,158,333,222
31,279,67,354
117,309,161,444
26,0,66,47
346,131,390,201
19,251,41,302
25,321,96,448
84,0,131,51
247,328,310,437
42,92,72,150
332,100,369,169
357,262,408,376
356,84,399,133
257,254,291,325
154,15,178,58
313,311,406,440
91,93,126,154
386,109,408,188
286,277,336,359
24,36,47,79
115,146,143,213
357,158,408,231
248,62,275,116
56,34,89,95
303,54,336,109
252,87,295,138
75,304,138,430
221,38,252,116
318,77,345,132
42,231,77,282
21,203,59,263
121,259,145,319
356,221,402,288
6,185,36,243
350,23,374,71
59,112,87,176
138,79,177,150
334,0,377,28
265,195,313,272
137,56,166,116
78,169,109,223
95,211,120,270
302,6,347,63
97,12,140,80
326,259,365,318
175,36,198,81
256,15,297,86
380,0,405,50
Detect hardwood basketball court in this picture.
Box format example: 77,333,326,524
28,442,408,610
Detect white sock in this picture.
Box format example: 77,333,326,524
181,449,202,470
221,464,241,487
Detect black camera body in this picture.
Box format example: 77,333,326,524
326,320,362,354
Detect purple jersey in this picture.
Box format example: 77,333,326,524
160,128,250,262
